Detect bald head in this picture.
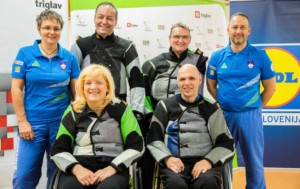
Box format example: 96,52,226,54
177,64,202,102
178,64,201,77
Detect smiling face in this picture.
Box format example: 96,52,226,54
228,15,251,48
84,75,108,105
94,4,117,38
169,26,191,57
38,19,61,45
177,65,202,103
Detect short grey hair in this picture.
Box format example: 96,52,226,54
169,22,191,36
230,12,250,26
36,10,64,29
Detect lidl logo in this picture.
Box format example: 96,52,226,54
195,11,200,18
263,48,300,108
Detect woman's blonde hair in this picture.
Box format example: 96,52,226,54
72,64,116,113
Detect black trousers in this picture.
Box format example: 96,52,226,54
56,170,129,189
159,159,222,189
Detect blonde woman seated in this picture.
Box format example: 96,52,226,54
50,64,144,189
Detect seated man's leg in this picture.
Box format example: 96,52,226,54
192,166,222,189
95,170,129,189
160,165,189,189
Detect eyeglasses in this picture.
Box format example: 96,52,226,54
171,35,190,40
41,26,61,33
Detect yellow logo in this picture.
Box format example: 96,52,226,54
14,66,21,73
263,48,300,108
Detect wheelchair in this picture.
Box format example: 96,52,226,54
49,163,142,189
152,163,232,189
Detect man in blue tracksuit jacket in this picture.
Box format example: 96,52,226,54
206,12,276,189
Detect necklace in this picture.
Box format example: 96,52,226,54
39,44,58,58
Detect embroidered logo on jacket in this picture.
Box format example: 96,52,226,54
221,62,227,69
32,61,40,67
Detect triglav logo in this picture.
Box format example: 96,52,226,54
216,44,225,49
35,0,62,9
201,13,211,18
194,11,211,19
195,11,200,18
127,22,138,28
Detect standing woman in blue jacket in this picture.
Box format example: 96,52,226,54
11,10,80,189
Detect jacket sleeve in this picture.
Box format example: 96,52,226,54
147,101,173,162
70,41,84,69
50,105,79,173
124,42,145,115
142,59,158,112
204,108,235,166
110,105,145,172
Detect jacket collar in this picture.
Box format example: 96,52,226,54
175,94,203,107
225,42,251,56
165,47,189,62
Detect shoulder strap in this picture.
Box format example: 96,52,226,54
195,48,208,75
76,36,96,59
76,36,116,69
197,100,218,123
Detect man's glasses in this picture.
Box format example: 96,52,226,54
41,26,61,33
171,35,190,40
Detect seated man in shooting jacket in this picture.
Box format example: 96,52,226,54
147,64,234,189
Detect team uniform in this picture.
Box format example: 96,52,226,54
70,32,145,116
12,40,80,189
50,100,144,189
147,94,234,189
206,43,275,189
142,48,207,110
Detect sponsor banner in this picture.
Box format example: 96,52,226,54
0,0,68,75
231,1,300,168
260,44,300,126
263,112,300,126
70,0,228,67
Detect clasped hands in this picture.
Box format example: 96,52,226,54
71,164,117,186
164,157,212,179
